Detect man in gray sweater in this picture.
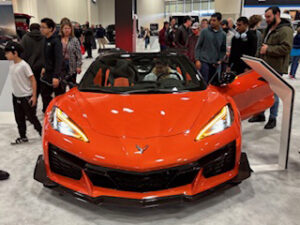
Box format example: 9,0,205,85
195,12,226,82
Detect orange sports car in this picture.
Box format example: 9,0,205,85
34,52,274,207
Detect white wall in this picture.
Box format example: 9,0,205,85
12,0,168,29
215,0,241,20
12,0,110,25
89,0,100,25
98,0,115,27
137,0,165,30
37,0,89,24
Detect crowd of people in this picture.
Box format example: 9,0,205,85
0,17,113,179
1,6,300,180
158,6,297,130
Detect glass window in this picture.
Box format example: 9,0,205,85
193,2,200,12
169,3,176,13
200,2,209,11
177,2,184,13
185,1,192,12
165,0,215,14
210,1,215,10
165,4,170,14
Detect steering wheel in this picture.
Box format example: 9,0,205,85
157,72,183,81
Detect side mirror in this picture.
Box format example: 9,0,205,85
212,71,236,86
208,65,237,86
221,71,237,85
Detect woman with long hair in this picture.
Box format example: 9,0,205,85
60,20,82,85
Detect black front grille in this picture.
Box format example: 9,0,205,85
48,141,236,192
85,162,200,192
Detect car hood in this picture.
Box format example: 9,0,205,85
75,90,209,138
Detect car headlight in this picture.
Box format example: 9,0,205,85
51,107,89,143
195,105,233,141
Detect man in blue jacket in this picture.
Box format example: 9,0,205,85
96,24,107,49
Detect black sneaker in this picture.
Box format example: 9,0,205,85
11,137,29,145
248,114,266,123
0,170,9,180
264,118,276,129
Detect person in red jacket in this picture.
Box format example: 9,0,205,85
159,21,169,51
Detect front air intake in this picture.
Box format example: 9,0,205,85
48,144,85,180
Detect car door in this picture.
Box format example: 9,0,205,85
216,69,274,120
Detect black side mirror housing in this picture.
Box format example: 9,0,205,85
221,71,237,85
212,71,236,86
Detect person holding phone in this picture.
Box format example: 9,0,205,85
4,41,42,145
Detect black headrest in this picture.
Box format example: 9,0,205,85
110,59,135,78
107,59,136,85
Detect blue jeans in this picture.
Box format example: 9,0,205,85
145,37,150,49
160,45,167,51
290,56,300,77
270,94,279,119
200,62,217,83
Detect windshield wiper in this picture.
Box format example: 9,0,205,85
122,88,185,94
79,87,190,94
79,87,122,94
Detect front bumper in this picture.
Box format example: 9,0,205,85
34,153,252,208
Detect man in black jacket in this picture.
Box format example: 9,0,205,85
228,17,257,74
74,23,83,45
84,22,94,58
175,16,192,50
21,23,45,107
40,18,64,113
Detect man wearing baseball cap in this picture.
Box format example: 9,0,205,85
186,22,200,62
4,41,42,145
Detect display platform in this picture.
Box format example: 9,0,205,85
0,60,14,124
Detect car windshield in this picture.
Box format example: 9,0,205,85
78,53,206,94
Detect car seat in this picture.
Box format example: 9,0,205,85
105,59,136,87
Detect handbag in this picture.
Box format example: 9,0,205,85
80,44,85,55
291,48,300,57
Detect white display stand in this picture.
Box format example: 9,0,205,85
0,60,14,124
242,56,295,171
